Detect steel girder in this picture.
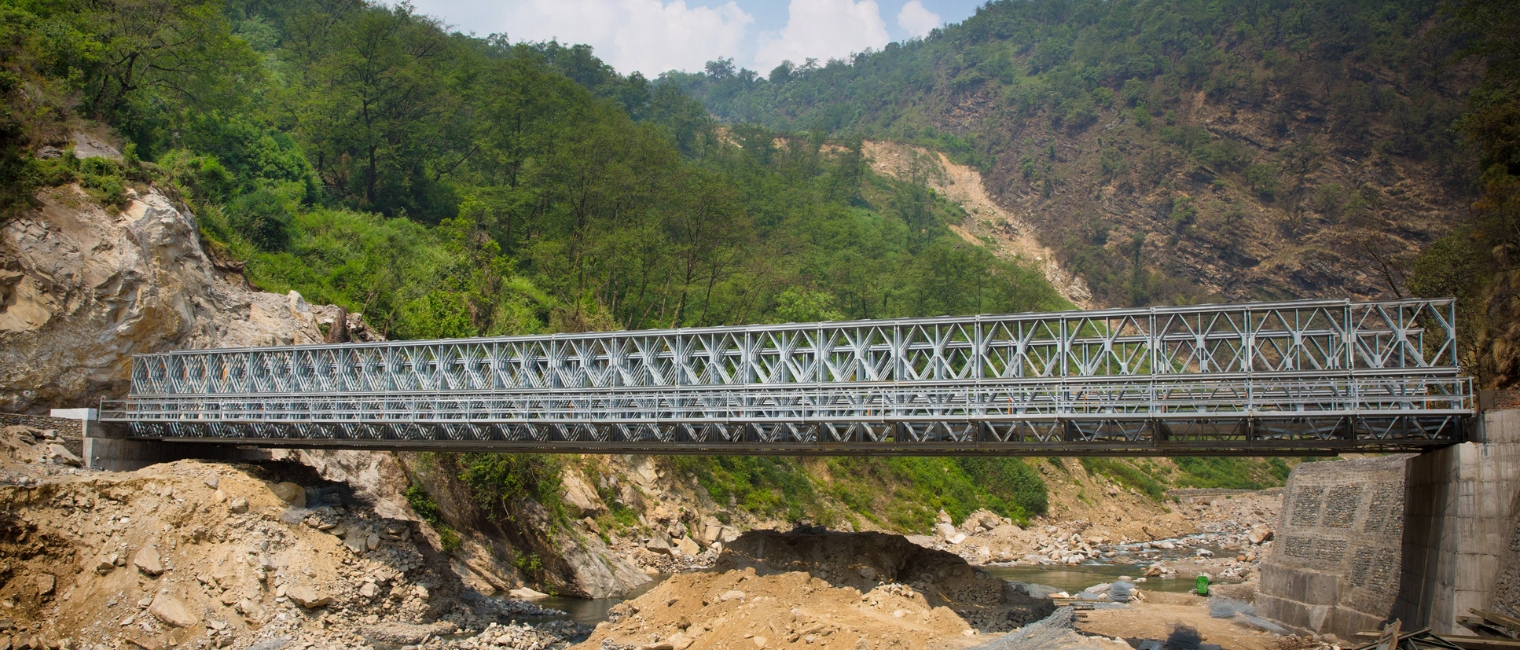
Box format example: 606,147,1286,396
99,298,1473,455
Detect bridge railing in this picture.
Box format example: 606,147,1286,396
103,373,1469,423
122,299,1458,396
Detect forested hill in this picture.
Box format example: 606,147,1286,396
0,0,1067,343
669,0,1480,309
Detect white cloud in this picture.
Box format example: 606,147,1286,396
896,0,940,38
410,0,752,77
754,0,890,73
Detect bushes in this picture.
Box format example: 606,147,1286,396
672,456,819,522
403,483,460,553
456,453,567,524
1080,458,1167,501
672,455,1049,532
956,457,1048,517
1173,457,1276,489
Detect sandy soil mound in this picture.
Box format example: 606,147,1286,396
577,567,984,650
717,530,1054,631
575,529,1057,650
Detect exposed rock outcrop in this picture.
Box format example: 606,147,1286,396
0,184,376,412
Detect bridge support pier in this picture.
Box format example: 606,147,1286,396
1256,409,1520,641
1394,409,1520,634
49,409,269,472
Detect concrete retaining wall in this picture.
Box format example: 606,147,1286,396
1394,409,1520,633
1256,455,1411,641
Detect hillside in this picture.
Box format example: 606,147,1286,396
0,0,1325,604
670,0,1479,307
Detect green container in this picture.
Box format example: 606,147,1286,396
1195,574,1210,596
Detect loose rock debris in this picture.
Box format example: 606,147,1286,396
0,460,576,649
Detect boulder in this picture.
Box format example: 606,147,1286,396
645,537,674,555
1248,525,1273,545
285,586,330,608
148,594,198,627
228,498,249,514
560,471,607,517
34,574,54,597
358,582,380,599
46,444,80,466
934,523,957,540
507,587,549,600
675,537,700,556
697,516,724,544
133,546,164,576
270,482,305,507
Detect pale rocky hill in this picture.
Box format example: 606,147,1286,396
0,184,374,413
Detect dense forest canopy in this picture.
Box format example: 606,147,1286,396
673,0,1471,171
670,0,1482,312
0,0,1066,343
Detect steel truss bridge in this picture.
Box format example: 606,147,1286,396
98,298,1473,456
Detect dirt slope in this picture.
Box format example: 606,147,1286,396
863,140,1094,308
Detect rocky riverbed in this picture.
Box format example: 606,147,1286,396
0,419,1290,650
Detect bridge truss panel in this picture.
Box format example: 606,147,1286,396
105,299,1471,454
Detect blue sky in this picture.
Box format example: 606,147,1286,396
404,0,985,77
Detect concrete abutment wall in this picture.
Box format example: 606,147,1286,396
1394,409,1520,632
51,409,270,472
1257,409,1520,640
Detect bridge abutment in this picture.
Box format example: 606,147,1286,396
1393,408,1520,633
1257,409,1520,640
50,409,270,472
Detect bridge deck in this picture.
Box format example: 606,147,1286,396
99,298,1473,456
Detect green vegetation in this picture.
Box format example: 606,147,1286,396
403,484,460,553
1172,457,1285,490
1407,0,1520,389
671,455,1047,532
456,453,567,524
0,0,1066,338
1080,457,1167,500
673,0,1473,307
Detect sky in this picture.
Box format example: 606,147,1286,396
403,0,986,78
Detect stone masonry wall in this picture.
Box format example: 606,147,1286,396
1257,455,1412,641
1,412,83,456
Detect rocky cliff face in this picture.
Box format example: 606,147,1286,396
0,184,373,412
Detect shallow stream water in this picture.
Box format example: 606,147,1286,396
526,575,670,625
985,564,1199,594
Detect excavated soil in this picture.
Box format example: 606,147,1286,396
574,530,1058,650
